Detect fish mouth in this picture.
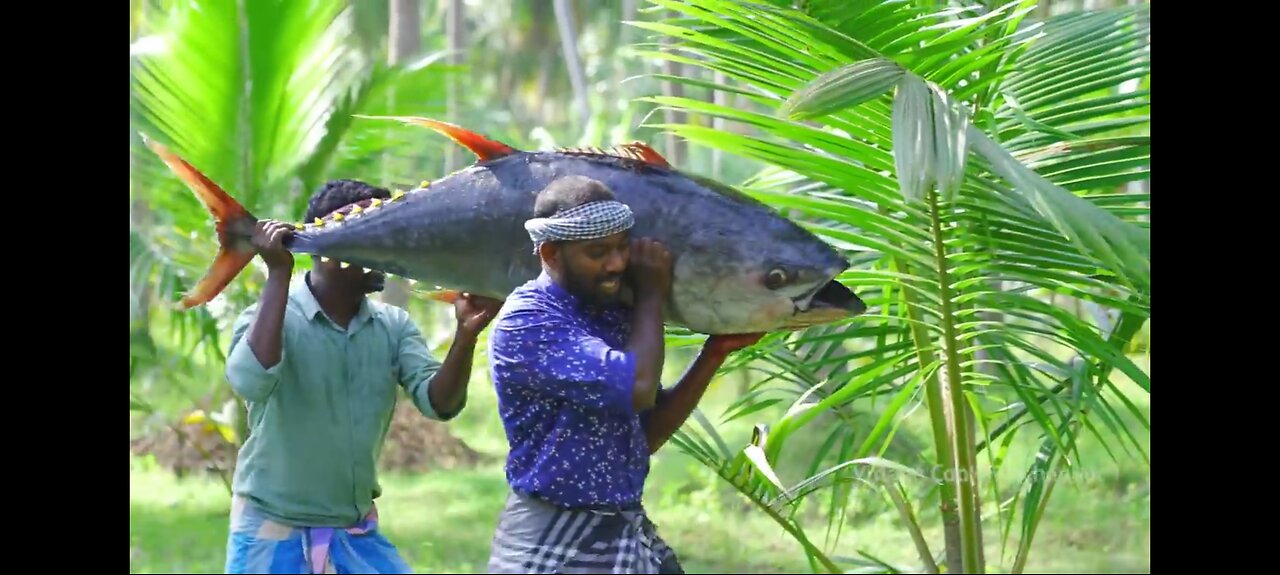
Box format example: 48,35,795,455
789,279,867,328
809,280,866,314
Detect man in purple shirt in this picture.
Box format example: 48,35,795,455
486,176,763,574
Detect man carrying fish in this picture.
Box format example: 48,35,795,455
221,179,503,574
141,119,866,572
485,175,765,574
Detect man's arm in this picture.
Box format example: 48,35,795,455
626,288,665,411
224,221,295,402
641,333,764,454
401,293,502,420
423,327,478,419
626,238,673,411
426,293,502,417
241,221,295,370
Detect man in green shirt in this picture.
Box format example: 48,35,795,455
222,179,502,574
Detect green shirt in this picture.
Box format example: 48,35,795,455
224,273,450,527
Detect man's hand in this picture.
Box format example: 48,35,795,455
454,293,503,338
251,220,295,272
629,238,674,300
705,333,766,358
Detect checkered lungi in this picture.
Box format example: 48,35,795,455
487,490,684,574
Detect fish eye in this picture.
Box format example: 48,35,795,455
765,268,788,290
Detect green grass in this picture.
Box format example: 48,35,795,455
130,448,1147,574
130,372,1149,574
128,454,813,574
130,336,1149,574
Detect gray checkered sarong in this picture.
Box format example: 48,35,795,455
486,491,683,574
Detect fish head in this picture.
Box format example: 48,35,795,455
662,178,867,334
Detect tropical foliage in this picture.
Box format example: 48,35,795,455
128,0,1149,572
129,0,454,417
634,0,1150,572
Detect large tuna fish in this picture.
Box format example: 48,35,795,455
143,117,866,335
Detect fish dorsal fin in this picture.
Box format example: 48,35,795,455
554,141,672,169
354,115,519,161
618,141,671,168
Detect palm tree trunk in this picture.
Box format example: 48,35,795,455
129,5,150,321
660,10,686,166
445,0,466,172
928,190,983,574
884,226,964,573
614,0,636,107
382,0,420,310
523,0,553,125
389,0,420,64
554,0,590,131
233,0,254,450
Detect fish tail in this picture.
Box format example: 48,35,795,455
142,135,259,309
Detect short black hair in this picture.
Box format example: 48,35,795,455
533,176,616,218
305,179,391,222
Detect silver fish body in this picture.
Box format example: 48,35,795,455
145,122,866,334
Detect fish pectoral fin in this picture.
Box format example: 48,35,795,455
418,289,462,304
353,115,519,161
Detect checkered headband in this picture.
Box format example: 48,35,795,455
524,200,635,251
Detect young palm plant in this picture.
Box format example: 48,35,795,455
631,0,1149,572
128,0,452,435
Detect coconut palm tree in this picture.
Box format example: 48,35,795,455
631,0,1150,572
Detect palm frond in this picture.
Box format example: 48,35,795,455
129,0,452,333
640,0,1150,571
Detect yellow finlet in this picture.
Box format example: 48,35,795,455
392,190,406,201
419,180,432,188
314,217,325,227
370,198,383,208
351,205,363,214
333,212,345,221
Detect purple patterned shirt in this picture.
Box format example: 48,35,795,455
488,271,654,508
